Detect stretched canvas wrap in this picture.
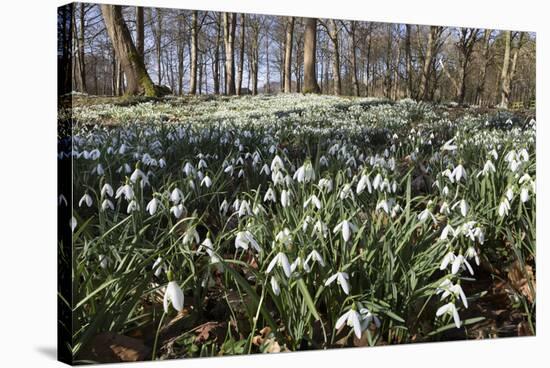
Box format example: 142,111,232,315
57,1,536,365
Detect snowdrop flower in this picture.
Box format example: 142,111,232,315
224,165,234,176
271,170,285,186
325,272,350,295
452,164,467,182
235,231,261,252
465,246,480,266
98,254,109,269
70,216,77,232
356,174,372,194
275,228,292,246
238,200,251,217
335,306,362,339
333,220,357,242
270,155,284,172
200,175,212,188
498,198,511,217
440,251,456,270
219,199,229,214
146,198,161,216
127,200,139,214
271,276,281,296
303,194,322,210
79,193,93,207
183,162,195,176
452,199,469,217
439,201,451,216
477,160,496,177
290,256,309,273
437,280,468,308
101,183,114,197
152,257,165,277
170,188,184,203
418,202,436,223
376,199,390,214
441,138,457,151
170,203,185,218
182,227,200,245
436,302,461,328
264,188,276,203
260,164,271,176
339,184,353,200
520,187,530,203
58,194,68,207
359,308,381,330
313,220,328,239
163,272,184,314
505,187,514,201
372,173,382,191
266,252,291,278
115,184,134,201
440,224,455,241
281,189,290,208
304,250,325,271
452,254,474,275
101,199,114,211
130,168,146,184
318,178,333,193
293,160,315,183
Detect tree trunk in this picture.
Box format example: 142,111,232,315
284,17,294,93
213,14,221,94
100,4,157,96
405,24,413,98
328,19,341,95
499,31,511,108
78,3,87,92
349,21,360,96
303,18,320,93
190,10,199,95
135,6,144,59
384,24,393,98
236,14,245,95
418,26,438,100
475,29,491,106
154,9,162,85
223,13,237,95
177,12,185,95
265,32,271,93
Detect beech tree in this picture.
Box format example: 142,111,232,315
303,18,320,93
100,4,158,96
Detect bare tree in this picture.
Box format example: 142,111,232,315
303,18,320,93
223,13,237,95
499,31,512,108
236,14,246,95
418,26,443,100
189,11,199,94
405,24,413,98
135,6,144,58
284,17,294,93
455,28,480,104
100,4,158,96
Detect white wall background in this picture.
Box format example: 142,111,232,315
0,0,546,367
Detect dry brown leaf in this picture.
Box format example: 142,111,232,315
507,260,536,303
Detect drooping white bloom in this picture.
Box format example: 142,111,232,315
170,203,185,218
163,280,184,313
335,307,362,339
313,220,328,239
325,272,350,295
146,198,161,216
263,188,276,203
339,184,353,200
376,199,389,214
303,194,322,210
130,168,147,184
170,188,184,203
318,178,333,193
440,224,455,241
356,174,372,194
152,257,165,277
270,155,285,172
271,276,281,296
304,250,325,270
290,256,309,273
498,198,511,217
115,184,134,201
101,183,114,197
266,252,292,278
441,138,457,151
200,175,212,188
372,173,382,191
437,280,468,308
452,164,467,182
70,216,77,232
275,228,292,246
436,302,461,328
127,200,139,214
98,254,109,269
182,227,200,245
333,220,357,242
281,189,290,207
477,160,496,177
451,199,469,217
235,231,261,252
293,160,315,183
440,251,456,270
101,199,114,211
359,308,381,330
465,246,480,266
451,254,474,275
520,187,530,203
238,200,252,217
79,193,93,207
219,199,229,214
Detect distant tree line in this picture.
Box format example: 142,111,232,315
58,3,535,108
